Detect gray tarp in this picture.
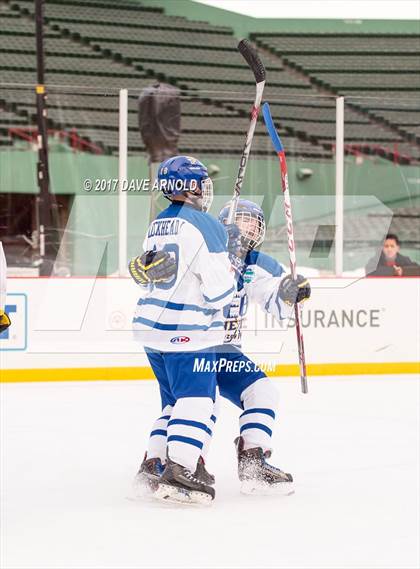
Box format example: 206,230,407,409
138,82,181,163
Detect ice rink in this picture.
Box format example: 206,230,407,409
1,375,419,569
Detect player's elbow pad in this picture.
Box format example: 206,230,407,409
266,291,289,322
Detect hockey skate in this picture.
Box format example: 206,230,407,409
155,457,215,505
135,453,165,494
234,436,294,495
194,456,215,486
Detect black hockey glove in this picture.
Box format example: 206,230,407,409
278,274,311,305
225,224,242,255
128,250,177,285
0,310,11,334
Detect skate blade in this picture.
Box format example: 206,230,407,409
240,479,295,496
154,483,213,506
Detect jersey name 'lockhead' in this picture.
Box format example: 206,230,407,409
133,202,236,352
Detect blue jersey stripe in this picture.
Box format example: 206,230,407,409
167,434,204,450
246,250,284,277
137,297,217,316
150,429,167,437
210,414,217,423
265,291,274,313
203,285,235,304
168,418,212,436
133,316,224,331
275,294,283,320
158,415,171,421
156,202,228,254
240,422,273,437
240,408,276,419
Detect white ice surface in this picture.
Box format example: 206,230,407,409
1,376,419,569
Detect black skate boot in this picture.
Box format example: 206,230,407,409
234,436,293,495
135,453,165,493
155,457,215,505
194,456,215,486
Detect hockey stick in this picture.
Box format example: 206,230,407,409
262,102,308,394
227,39,266,223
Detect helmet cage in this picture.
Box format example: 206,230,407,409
235,209,266,250
200,177,213,212
188,176,213,212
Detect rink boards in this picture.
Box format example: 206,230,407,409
0,276,419,381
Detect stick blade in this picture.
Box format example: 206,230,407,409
262,102,283,153
238,39,266,83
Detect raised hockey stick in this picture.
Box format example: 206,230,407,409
227,39,266,223
262,102,308,394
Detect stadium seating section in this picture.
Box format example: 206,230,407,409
265,206,420,256
1,0,419,163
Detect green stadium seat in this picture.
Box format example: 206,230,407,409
1,1,418,163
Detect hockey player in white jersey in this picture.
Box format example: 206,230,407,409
133,198,311,496
0,241,12,335
132,155,236,503
216,199,310,491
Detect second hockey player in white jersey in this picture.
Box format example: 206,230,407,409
132,184,311,498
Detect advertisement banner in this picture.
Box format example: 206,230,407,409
1,277,419,380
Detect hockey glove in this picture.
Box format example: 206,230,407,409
0,310,11,334
278,274,311,305
225,224,242,255
129,250,177,286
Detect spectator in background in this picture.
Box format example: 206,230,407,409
366,233,420,277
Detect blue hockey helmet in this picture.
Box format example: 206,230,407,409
219,199,266,250
157,155,213,212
